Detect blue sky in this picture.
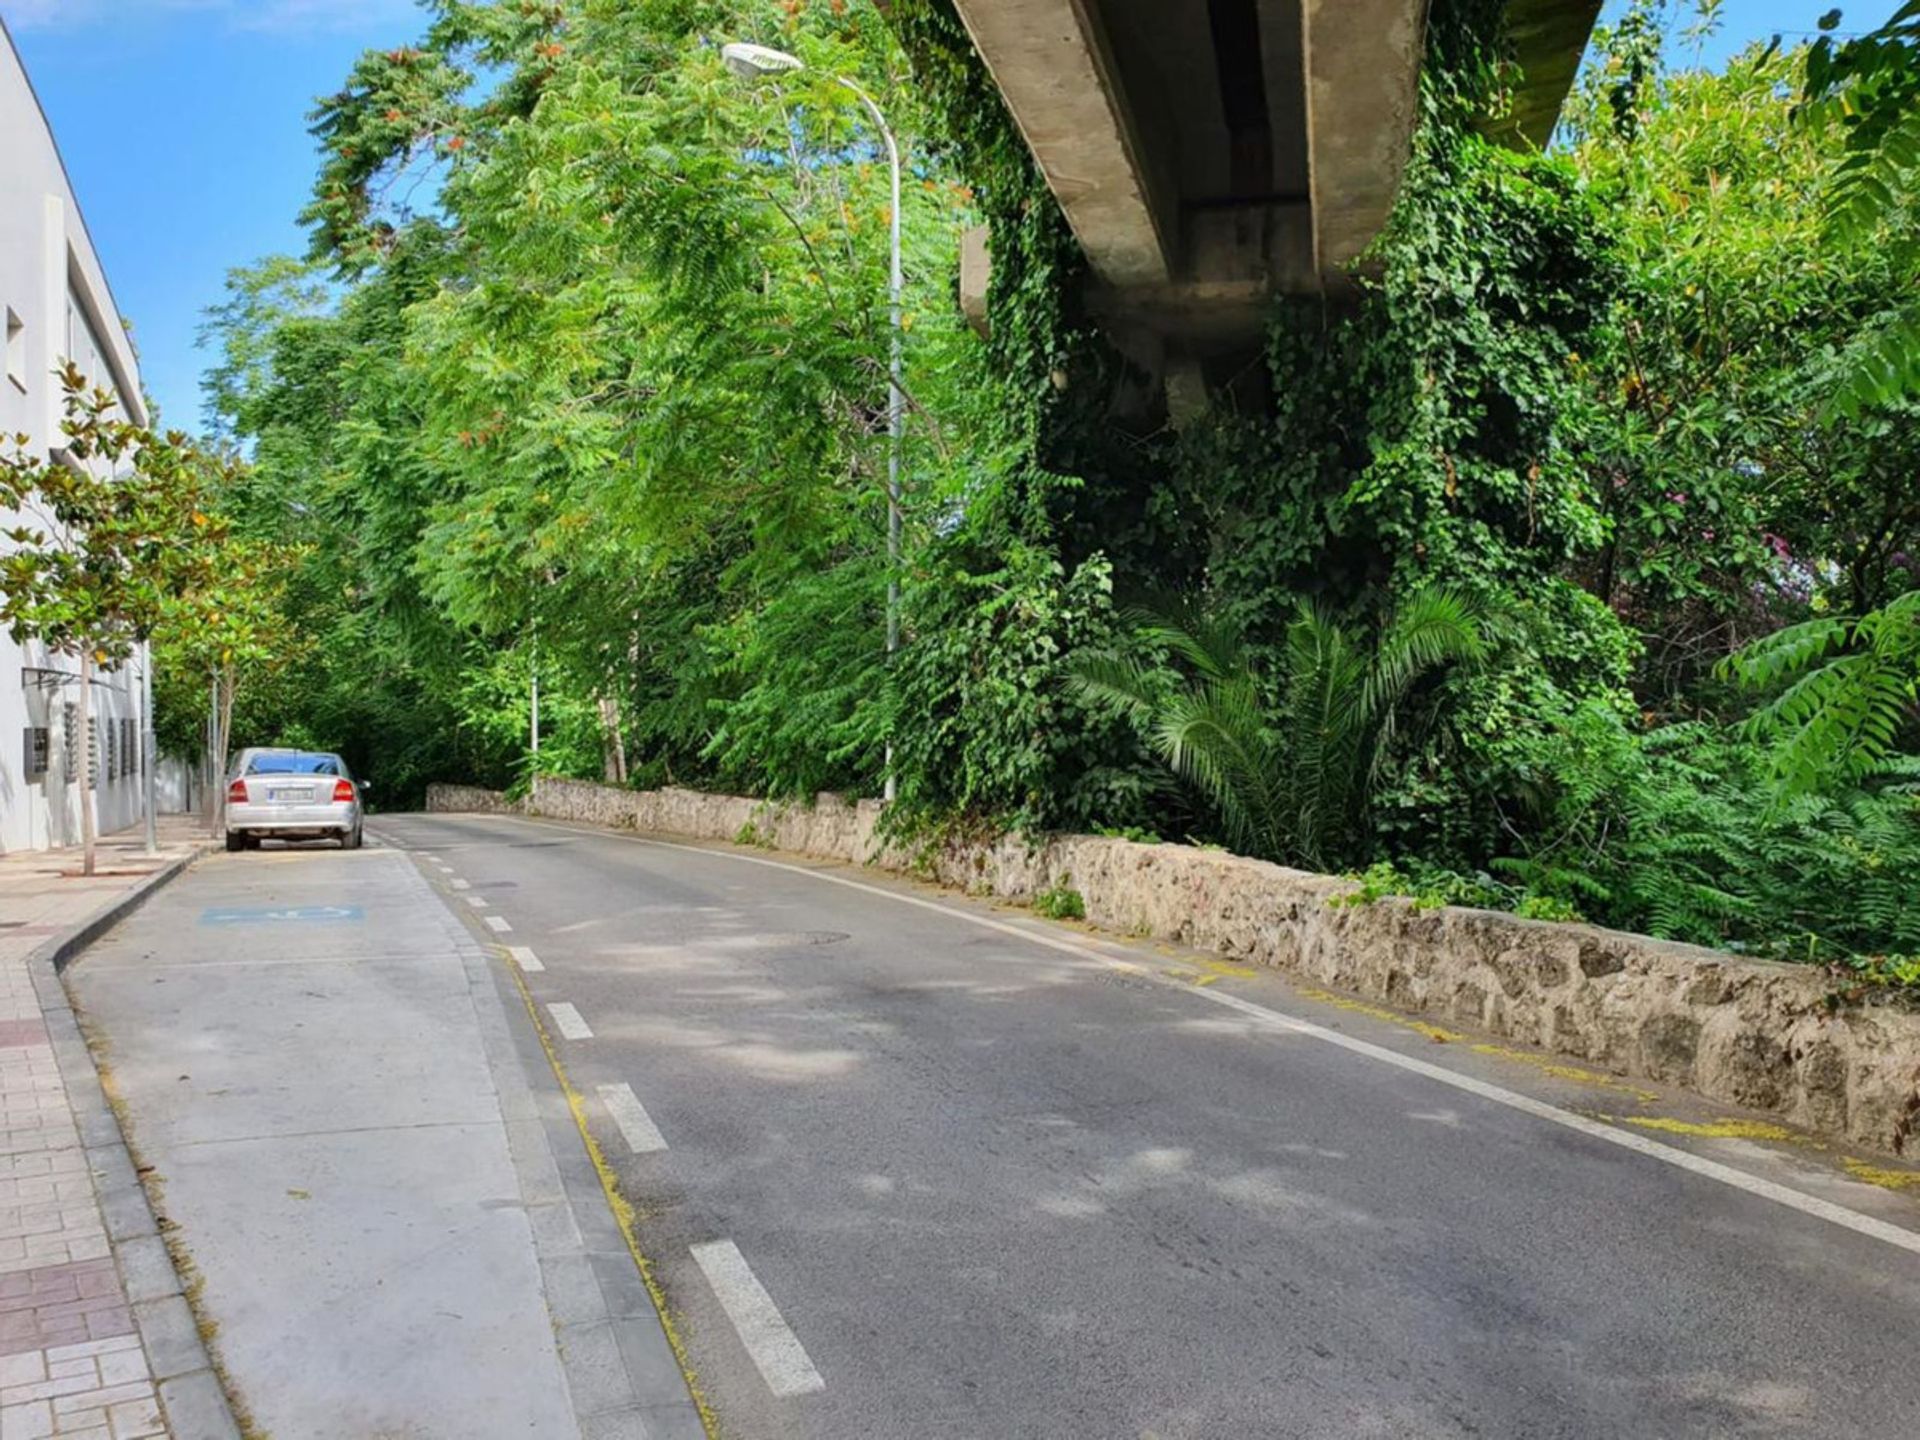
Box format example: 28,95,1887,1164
2,0,428,432
1600,0,1904,68
0,0,1907,437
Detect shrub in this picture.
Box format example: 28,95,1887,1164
1032,881,1086,921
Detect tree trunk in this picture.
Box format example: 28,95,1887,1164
212,668,236,835
599,695,628,784
201,670,219,832
77,648,96,877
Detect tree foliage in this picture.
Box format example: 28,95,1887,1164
168,0,1919,969
1,371,289,860
1803,2,1920,415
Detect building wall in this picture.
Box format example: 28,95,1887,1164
0,22,153,855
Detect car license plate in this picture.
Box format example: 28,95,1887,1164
268,787,313,802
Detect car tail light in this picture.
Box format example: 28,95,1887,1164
332,779,355,803
227,779,247,804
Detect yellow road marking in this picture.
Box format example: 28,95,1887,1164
499,955,721,1436
1613,1116,1800,1144
1297,988,1464,1045
1294,987,1658,1100
1844,1158,1920,1192
1466,1044,1660,1103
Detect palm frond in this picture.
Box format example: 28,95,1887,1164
1066,651,1161,726
1154,676,1278,856
1283,605,1374,867
1123,598,1247,682
1363,586,1488,726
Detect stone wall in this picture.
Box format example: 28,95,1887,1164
423,782,522,816
425,779,1920,1157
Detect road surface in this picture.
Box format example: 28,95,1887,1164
363,811,1920,1440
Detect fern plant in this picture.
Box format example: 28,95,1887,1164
1070,589,1485,870
1497,705,1920,958
1719,591,1920,794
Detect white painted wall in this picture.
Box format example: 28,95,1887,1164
0,22,154,855
155,754,198,815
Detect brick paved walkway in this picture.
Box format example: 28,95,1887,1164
0,819,211,1440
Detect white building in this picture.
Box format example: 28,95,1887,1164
0,20,153,855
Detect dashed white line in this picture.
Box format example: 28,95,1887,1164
547,1002,593,1040
690,1240,824,1397
465,894,489,909
507,945,545,973
597,1083,667,1153
450,878,470,890
484,915,512,933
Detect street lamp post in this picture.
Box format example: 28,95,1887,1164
140,639,156,855
723,42,904,803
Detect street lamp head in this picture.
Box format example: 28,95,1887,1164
721,42,805,80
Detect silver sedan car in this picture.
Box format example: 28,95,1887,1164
225,748,365,851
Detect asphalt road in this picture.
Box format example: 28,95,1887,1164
377,811,1920,1440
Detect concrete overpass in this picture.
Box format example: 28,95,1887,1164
948,0,1598,395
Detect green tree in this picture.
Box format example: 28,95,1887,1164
1803,2,1920,415
1564,19,1920,690
0,370,218,872
153,539,305,831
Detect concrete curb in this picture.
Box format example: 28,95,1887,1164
392,845,710,1439
26,840,245,1440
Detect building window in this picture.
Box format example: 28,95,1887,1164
4,308,23,393
62,704,98,790
23,727,49,782
104,718,116,782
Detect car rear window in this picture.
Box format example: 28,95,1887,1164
245,753,342,776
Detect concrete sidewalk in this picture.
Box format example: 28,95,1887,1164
0,816,230,1440
65,841,700,1440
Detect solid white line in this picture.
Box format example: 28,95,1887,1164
484,914,512,933
547,1002,593,1040
450,878,470,890
690,1240,824,1397
598,1083,668,1154
507,945,545,973
496,814,1920,1258
465,894,489,909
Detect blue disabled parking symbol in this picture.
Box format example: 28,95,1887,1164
199,905,365,926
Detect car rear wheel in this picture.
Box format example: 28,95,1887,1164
343,826,362,850
224,831,243,853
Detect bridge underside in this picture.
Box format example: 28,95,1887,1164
947,0,1599,380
